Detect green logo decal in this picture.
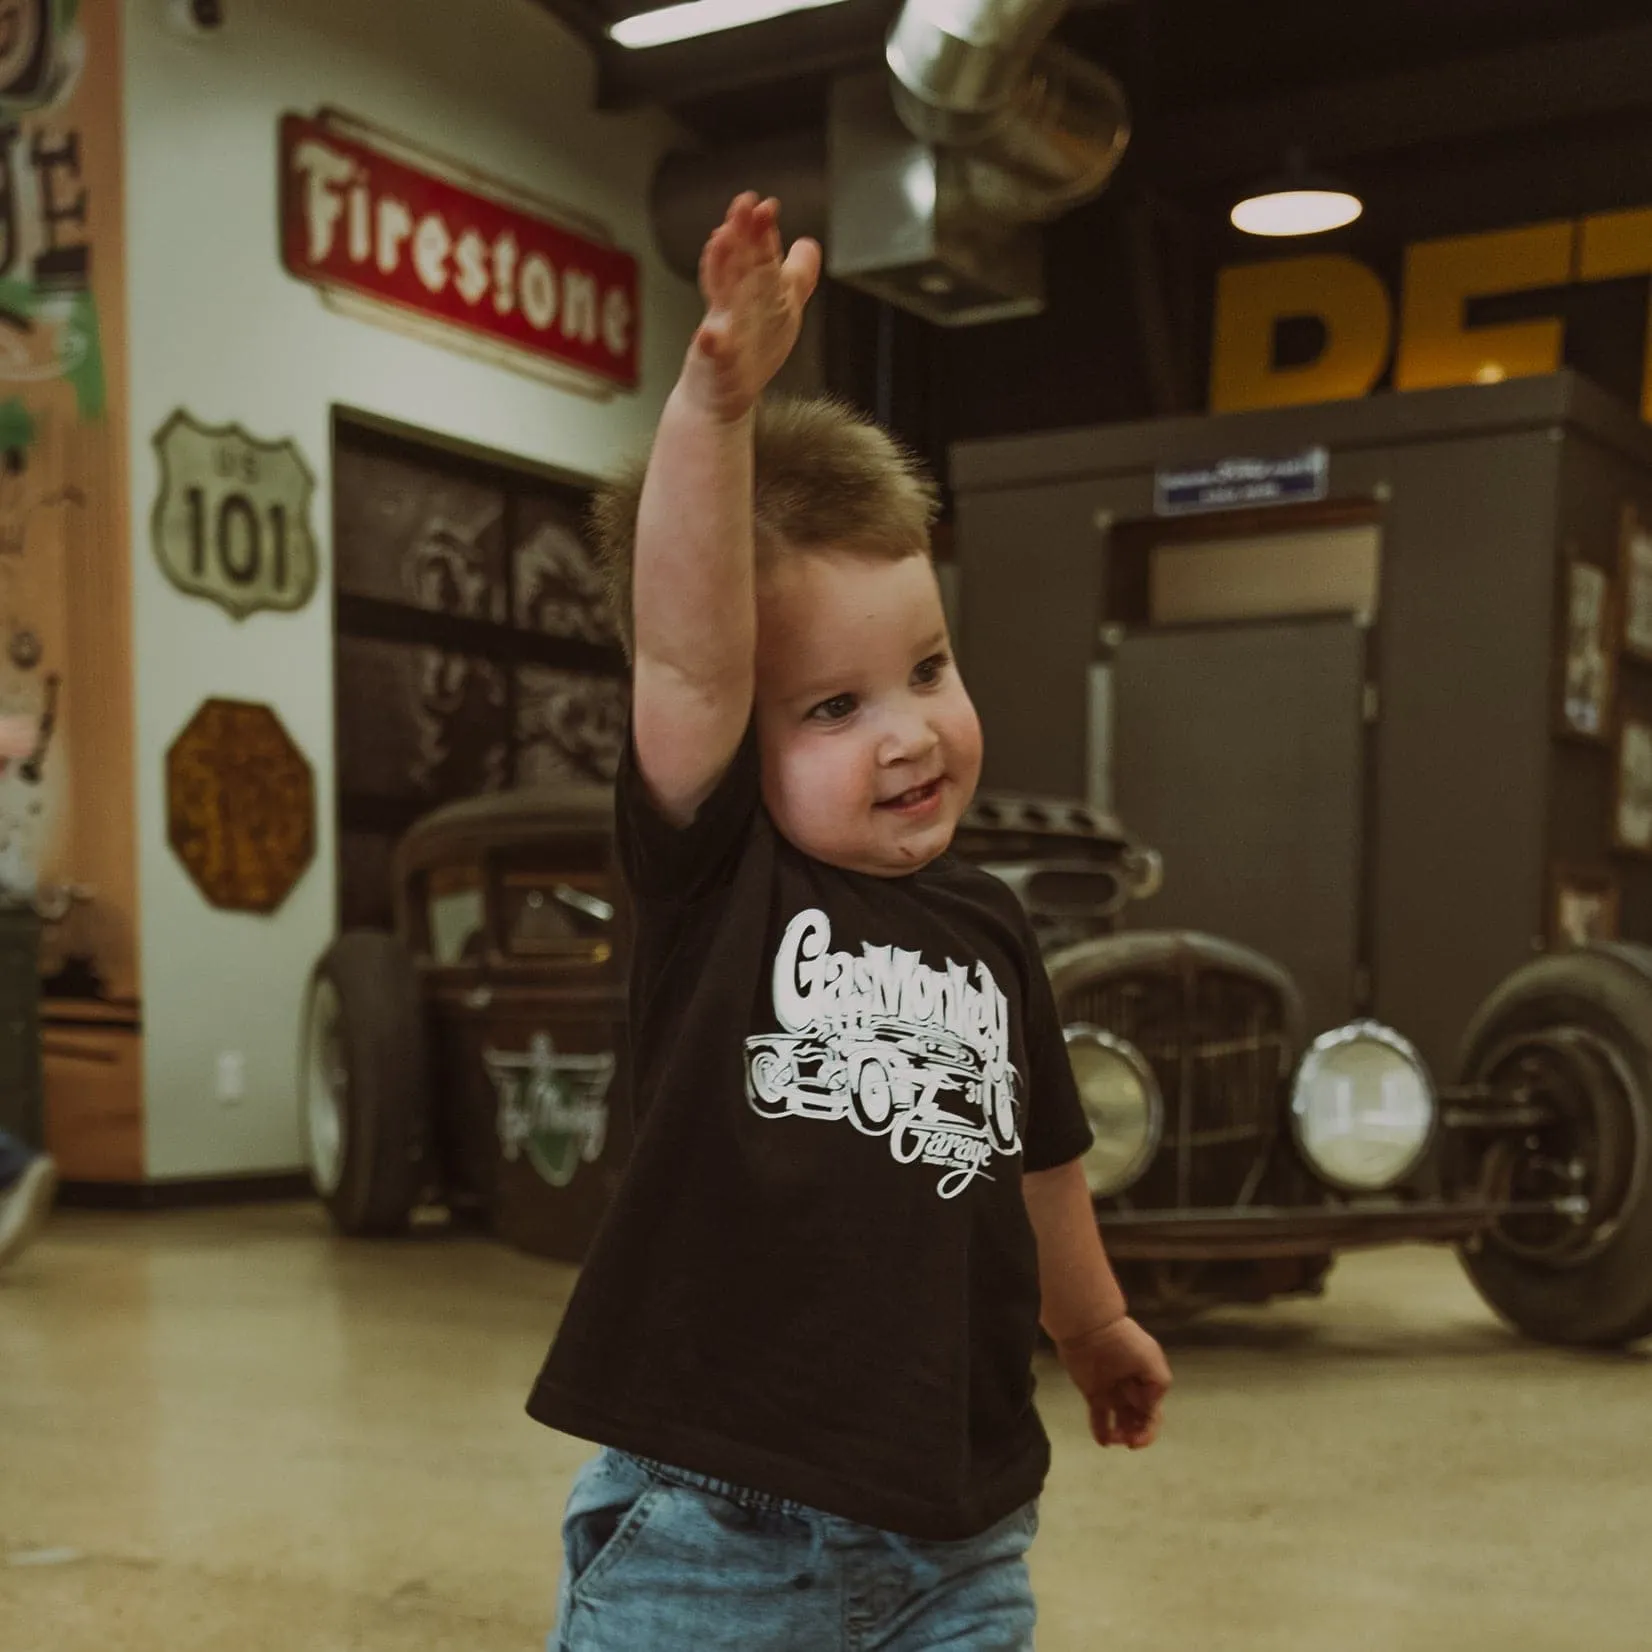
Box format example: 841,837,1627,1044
487,1033,612,1189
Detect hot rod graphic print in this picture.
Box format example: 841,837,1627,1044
745,908,1022,1199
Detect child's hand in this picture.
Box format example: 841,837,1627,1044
684,192,820,422
1056,1317,1172,1449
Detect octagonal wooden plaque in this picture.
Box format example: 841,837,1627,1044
167,699,315,914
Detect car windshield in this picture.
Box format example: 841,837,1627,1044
427,864,484,965
502,870,616,961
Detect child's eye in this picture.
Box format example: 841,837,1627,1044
808,693,858,724
913,652,950,688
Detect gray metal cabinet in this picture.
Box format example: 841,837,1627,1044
951,372,1652,1076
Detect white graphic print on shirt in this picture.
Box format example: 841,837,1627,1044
744,907,1022,1199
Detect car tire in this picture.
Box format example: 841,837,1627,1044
746,1046,793,1116
1455,944,1652,1347
300,930,429,1237
851,1059,895,1132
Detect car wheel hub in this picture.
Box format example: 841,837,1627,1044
1478,1026,1644,1268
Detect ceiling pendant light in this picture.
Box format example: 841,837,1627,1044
1231,150,1363,239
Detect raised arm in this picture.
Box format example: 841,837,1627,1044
631,193,820,825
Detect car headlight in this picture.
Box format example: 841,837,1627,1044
1290,1020,1436,1192
1063,1025,1162,1197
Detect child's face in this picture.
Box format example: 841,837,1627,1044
754,546,982,877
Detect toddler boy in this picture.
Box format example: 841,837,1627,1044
529,192,1172,1651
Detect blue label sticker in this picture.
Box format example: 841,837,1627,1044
1155,447,1329,516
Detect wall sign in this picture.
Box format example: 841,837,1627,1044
1618,503,1652,663
1614,715,1652,858
166,699,315,914
1557,557,1614,743
1212,206,1652,419
0,0,131,993
1155,448,1328,517
280,108,640,396
152,411,318,621
1550,864,1620,949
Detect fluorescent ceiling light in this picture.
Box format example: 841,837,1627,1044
610,0,848,49
1230,187,1363,238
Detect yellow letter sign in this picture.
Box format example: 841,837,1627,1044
1578,207,1652,420
1394,221,1575,392
1211,207,1652,420
1210,256,1392,413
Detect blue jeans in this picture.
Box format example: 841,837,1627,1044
551,1449,1038,1651
0,1128,34,1191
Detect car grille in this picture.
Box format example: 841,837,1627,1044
1061,963,1292,1210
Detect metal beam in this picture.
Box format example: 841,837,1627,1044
1151,21,1652,187
524,0,614,53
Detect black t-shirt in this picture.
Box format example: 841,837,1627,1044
526,725,1094,1540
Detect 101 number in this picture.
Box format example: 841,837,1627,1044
184,486,292,591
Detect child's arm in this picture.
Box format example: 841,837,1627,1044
632,192,820,826
1023,1158,1173,1448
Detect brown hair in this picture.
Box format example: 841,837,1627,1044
589,394,939,658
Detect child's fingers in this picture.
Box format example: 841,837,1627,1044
707,223,770,304
1116,1392,1164,1449
1089,1400,1123,1447
754,197,783,262
699,220,737,301
701,193,761,293
703,231,764,309
1128,1375,1171,1411
1087,1375,1166,1450
729,192,761,260
1123,1414,1161,1449
783,236,823,306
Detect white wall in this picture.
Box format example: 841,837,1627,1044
127,0,700,1178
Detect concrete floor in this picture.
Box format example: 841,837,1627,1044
2,1205,1648,1652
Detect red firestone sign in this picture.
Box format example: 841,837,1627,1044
280,110,640,394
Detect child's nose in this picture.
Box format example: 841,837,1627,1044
879,710,941,765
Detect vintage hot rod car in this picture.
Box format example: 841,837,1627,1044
746,1020,1014,1140
302,785,1652,1347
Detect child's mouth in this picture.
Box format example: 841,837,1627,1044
878,778,944,815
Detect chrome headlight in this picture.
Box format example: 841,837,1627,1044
1290,1021,1436,1192
1063,1025,1162,1197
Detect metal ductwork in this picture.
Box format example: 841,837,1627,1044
650,0,1128,326
651,129,829,285
835,0,1129,322
885,0,1128,214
